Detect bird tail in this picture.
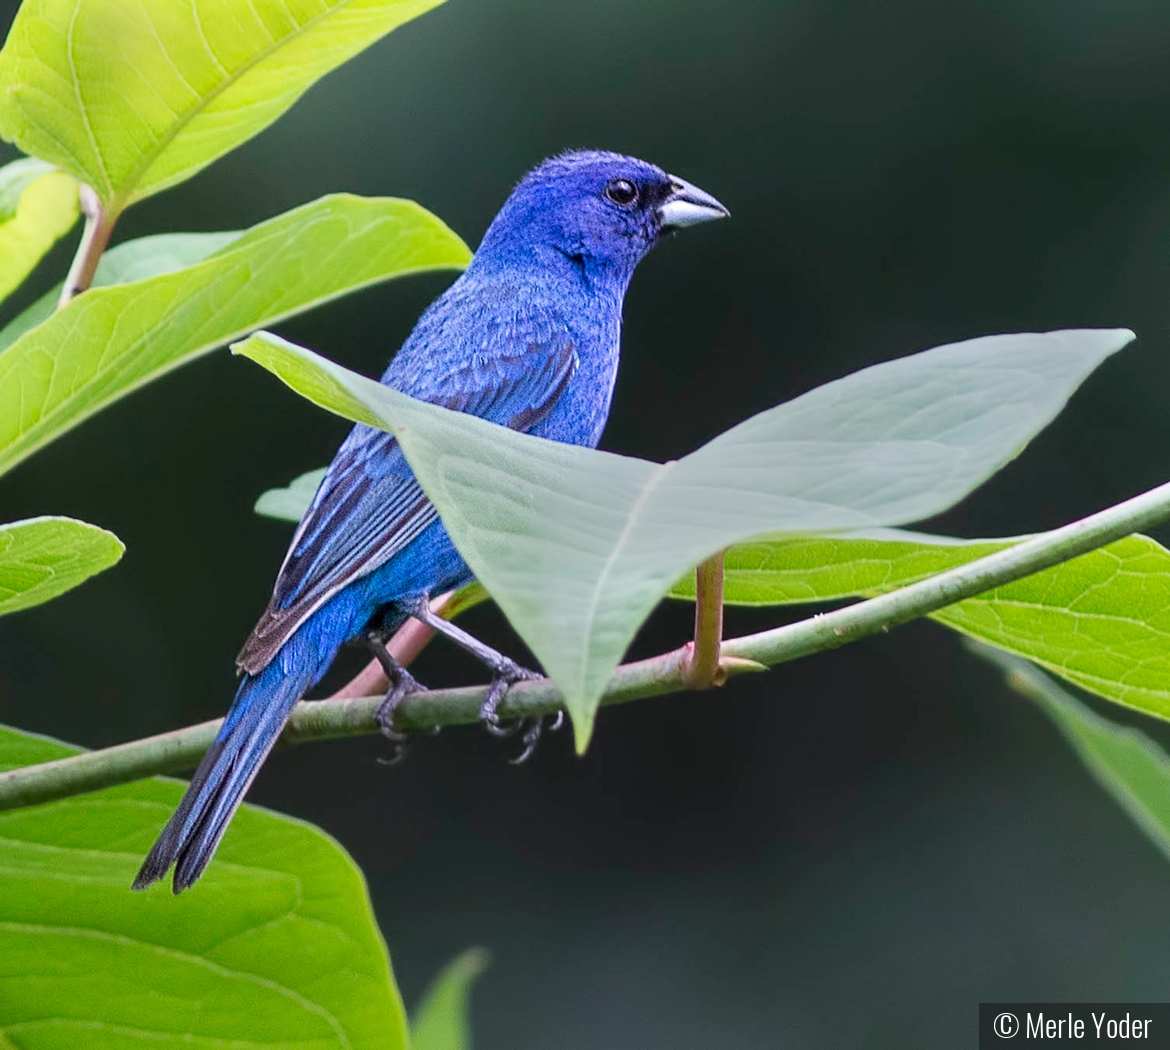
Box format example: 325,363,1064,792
133,653,316,894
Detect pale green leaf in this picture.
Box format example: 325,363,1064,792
681,529,1170,724
976,646,1170,862
0,0,445,210
255,466,328,521
0,157,51,218
0,156,78,305
0,229,243,351
0,193,469,477
410,948,489,1050
95,230,245,285
0,515,123,616
233,328,1131,750
0,722,409,1050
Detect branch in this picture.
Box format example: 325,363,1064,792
721,477,1170,666
0,650,766,810
5,476,1170,811
57,184,114,308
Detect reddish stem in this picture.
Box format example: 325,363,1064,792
58,184,114,308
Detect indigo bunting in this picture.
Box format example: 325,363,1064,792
135,151,728,893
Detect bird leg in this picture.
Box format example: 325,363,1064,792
366,631,428,763
399,594,558,761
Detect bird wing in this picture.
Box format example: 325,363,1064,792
236,338,578,674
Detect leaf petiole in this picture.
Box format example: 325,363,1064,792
57,184,114,307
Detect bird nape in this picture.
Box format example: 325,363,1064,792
134,150,729,893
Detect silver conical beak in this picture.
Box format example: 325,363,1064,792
657,175,730,229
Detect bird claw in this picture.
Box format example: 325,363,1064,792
483,716,522,739
479,664,556,761
479,672,523,738
506,709,567,764
374,667,428,763
476,666,567,763
508,716,543,765
397,598,552,761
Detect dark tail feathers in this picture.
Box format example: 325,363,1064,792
133,659,312,893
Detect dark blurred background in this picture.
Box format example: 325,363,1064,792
4,0,1170,1046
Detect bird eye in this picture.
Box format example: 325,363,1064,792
604,179,639,206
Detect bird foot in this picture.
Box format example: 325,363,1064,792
478,663,540,734
393,598,556,762
478,665,561,763
374,666,428,765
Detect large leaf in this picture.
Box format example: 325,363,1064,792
0,193,469,477
234,328,1131,749
0,515,123,616
976,646,1170,862
0,0,445,211
678,530,1170,724
0,722,409,1050
410,948,489,1050
0,229,243,352
0,156,78,306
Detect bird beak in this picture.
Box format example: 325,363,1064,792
657,175,730,229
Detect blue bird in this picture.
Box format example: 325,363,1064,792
134,151,728,893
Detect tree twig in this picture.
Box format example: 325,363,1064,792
6,476,1170,811
720,477,1170,667
0,649,765,810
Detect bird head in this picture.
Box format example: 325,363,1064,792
476,150,729,284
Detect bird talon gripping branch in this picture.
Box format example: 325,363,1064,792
400,592,547,758
135,150,727,893
366,632,427,738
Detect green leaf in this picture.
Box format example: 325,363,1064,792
683,529,1170,725
0,0,446,211
0,156,79,306
233,328,1131,750
440,581,489,621
0,193,469,477
94,230,246,285
0,515,123,616
410,948,489,1050
0,229,243,352
255,467,328,521
0,722,409,1050
976,646,1170,862
670,529,1013,605
937,535,1170,721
